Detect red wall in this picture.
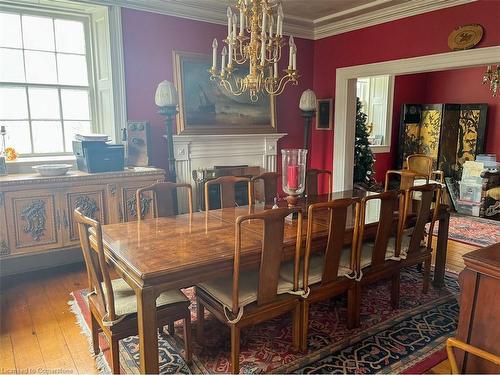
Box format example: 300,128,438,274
311,0,500,183
121,9,314,174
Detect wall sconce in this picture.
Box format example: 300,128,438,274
482,65,499,97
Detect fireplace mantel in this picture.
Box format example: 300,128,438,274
171,133,286,211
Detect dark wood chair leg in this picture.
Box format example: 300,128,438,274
299,301,308,352
423,257,431,294
291,303,301,352
353,282,361,327
90,313,100,355
109,336,120,374
183,313,193,364
196,299,204,342
391,272,400,309
230,325,240,374
347,284,359,329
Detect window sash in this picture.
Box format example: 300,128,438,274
0,6,96,157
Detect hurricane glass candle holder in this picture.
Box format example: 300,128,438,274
281,148,307,207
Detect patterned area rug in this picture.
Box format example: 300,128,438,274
432,214,500,247
69,269,459,374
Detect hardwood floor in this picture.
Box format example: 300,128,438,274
0,239,479,374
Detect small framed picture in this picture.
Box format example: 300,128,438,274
316,98,333,130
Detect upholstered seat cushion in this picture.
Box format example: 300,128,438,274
197,270,294,309
103,278,188,316
279,248,353,287
360,232,417,269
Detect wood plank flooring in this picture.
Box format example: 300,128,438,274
0,239,479,374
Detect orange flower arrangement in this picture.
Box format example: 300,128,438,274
5,147,18,161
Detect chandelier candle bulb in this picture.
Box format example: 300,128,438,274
212,39,218,70
262,7,267,34
288,36,294,69
239,8,244,35
277,4,283,36
227,7,232,39
232,13,237,39
274,61,278,78
292,45,297,70
221,46,227,71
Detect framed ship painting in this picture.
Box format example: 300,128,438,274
173,51,276,135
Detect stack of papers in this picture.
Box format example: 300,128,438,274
75,133,109,142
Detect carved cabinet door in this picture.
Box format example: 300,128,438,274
118,181,155,222
3,189,63,255
61,185,107,245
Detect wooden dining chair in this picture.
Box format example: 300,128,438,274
446,337,500,374
74,208,193,373
280,198,360,351
395,183,442,294
306,169,332,196
249,172,280,205
406,154,444,184
204,175,251,211
384,170,418,192
136,181,193,218
352,190,402,326
195,207,304,374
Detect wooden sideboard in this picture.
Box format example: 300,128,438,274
456,243,500,373
0,167,165,276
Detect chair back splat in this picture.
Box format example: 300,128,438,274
304,198,359,288
231,207,302,313
403,183,441,255
250,172,280,205
137,181,193,218
357,191,400,269
306,169,332,196
205,176,251,211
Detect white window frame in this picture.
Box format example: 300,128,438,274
356,74,394,154
1,0,126,163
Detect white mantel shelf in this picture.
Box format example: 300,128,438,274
170,133,287,211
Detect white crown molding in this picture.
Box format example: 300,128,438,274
74,0,476,40
314,0,477,40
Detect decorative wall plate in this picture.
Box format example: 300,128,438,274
448,24,483,51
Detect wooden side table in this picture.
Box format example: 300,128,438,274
455,243,500,373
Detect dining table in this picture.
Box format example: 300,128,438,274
92,190,450,374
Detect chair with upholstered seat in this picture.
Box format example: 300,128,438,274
305,169,332,196
74,208,192,373
195,207,304,374
249,172,280,206
280,198,360,351
204,175,251,211
136,181,193,218
352,190,403,326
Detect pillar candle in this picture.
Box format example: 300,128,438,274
287,165,299,189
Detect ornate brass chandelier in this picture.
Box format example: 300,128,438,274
482,64,499,97
209,0,299,102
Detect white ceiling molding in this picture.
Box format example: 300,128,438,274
314,0,476,40
74,0,475,40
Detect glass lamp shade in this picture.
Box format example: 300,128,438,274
155,80,178,107
281,149,308,196
299,89,317,111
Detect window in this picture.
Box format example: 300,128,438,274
356,75,394,152
0,10,92,155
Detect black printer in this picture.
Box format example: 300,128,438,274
73,140,124,173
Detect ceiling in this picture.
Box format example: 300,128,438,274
100,0,475,39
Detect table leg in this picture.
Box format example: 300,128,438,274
137,286,159,373
433,209,450,288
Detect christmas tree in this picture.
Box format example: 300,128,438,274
353,97,377,188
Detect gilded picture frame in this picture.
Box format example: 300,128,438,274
316,98,333,130
173,51,276,135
